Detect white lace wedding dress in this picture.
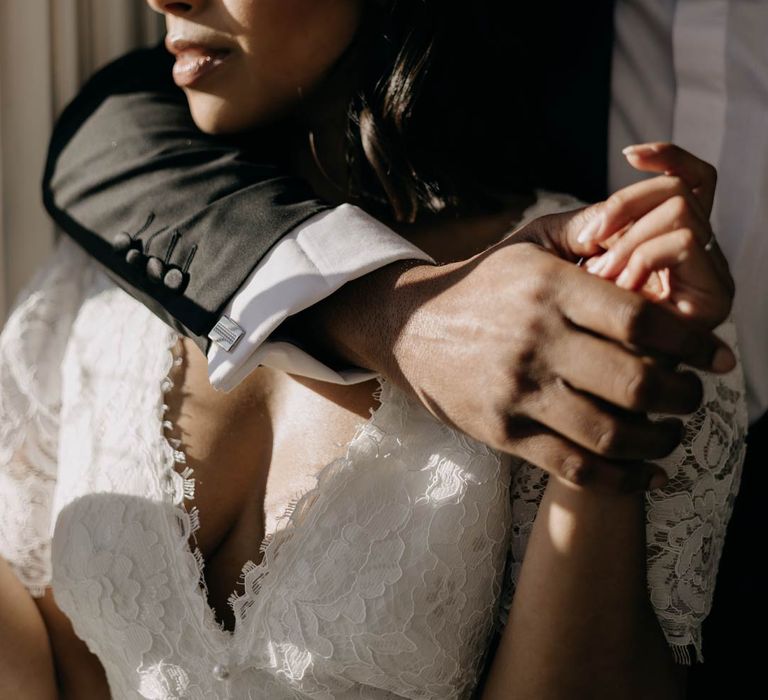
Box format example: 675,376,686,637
0,194,748,699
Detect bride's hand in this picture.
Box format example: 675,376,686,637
578,143,733,329
512,143,734,330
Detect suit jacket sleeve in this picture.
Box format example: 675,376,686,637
42,42,331,352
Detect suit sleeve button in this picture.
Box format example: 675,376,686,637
146,256,166,283
113,232,133,252
125,248,146,267
163,267,186,293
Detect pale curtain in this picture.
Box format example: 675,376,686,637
0,0,163,318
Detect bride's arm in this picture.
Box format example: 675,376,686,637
480,476,685,700
0,557,57,699
480,145,737,698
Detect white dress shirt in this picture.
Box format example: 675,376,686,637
210,0,768,424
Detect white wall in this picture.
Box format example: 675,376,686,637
0,0,163,319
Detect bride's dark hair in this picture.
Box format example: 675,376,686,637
346,0,535,223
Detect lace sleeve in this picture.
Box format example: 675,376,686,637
0,238,90,596
496,314,748,665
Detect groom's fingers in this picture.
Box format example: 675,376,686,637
502,418,668,494
556,262,736,373
527,376,684,461
555,329,703,415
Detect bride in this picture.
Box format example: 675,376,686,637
0,1,746,698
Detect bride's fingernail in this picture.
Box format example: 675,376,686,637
585,256,605,274
616,269,632,288
577,213,604,244
623,144,659,158
596,251,616,276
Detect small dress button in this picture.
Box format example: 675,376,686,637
125,248,146,267
146,256,165,283
112,232,133,252
163,267,186,293
212,663,230,681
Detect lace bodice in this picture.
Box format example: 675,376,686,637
0,194,748,698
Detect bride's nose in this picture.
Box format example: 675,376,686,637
146,0,207,16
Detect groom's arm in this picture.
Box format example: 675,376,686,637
42,44,730,492
42,43,430,385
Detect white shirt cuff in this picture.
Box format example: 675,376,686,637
207,203,434,391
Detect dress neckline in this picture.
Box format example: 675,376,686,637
157,335,393,653
152,194,570,653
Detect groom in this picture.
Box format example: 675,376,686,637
42,1,763,696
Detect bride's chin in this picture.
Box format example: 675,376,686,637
186,93,300,135
187,96,253,135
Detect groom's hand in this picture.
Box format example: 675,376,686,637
305,242,735,493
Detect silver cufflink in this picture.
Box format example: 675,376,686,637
208,316,245,352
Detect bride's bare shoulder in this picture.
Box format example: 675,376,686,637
1,556,97,699
34,588,110,699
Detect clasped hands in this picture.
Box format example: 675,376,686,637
316,144,734,493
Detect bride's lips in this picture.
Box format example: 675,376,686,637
166,37,233,88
